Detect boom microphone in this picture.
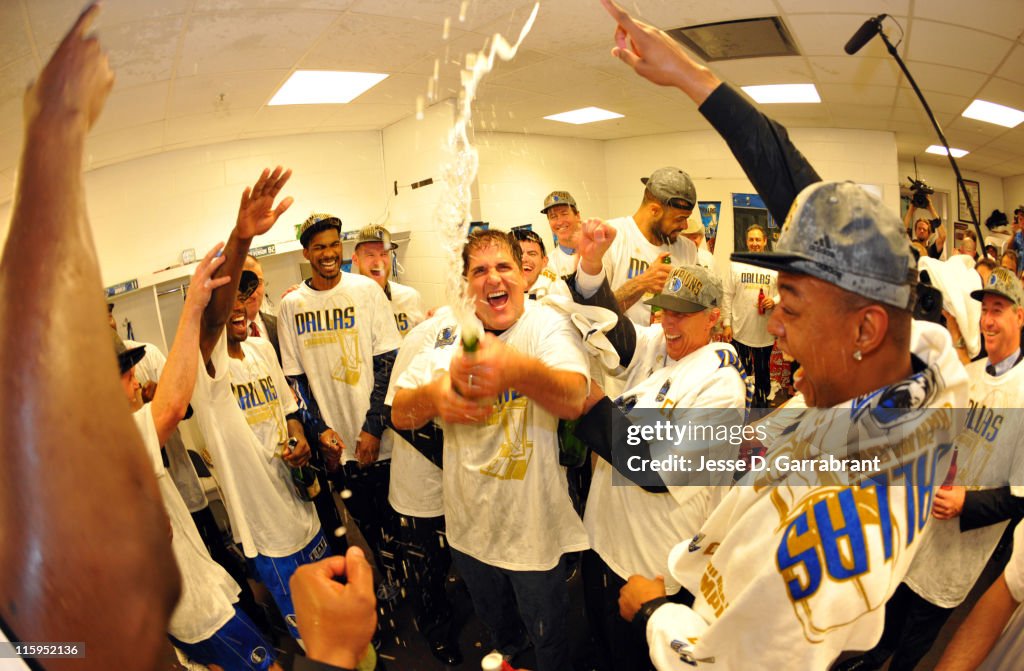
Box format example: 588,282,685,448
844,14,886,55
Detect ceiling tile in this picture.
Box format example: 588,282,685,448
194,0,355,10
488,57,614,93
817,83,898,106
713,56,814,85
301,12,459,72
997,46,1024,86
786,14,896,58
85,121,165,168
632,0,779,28
777,0,909,14
905,20,1013,73
894,62,987,98
348,0,516,33
179,10,337,76
909,0,1024,40
0,3,33,68
168,70,291,117
102,17,183,89
25,0,191,47
810,56,902,88
314,103,413,129
0,56,38,110
92,82,171,136
973,77,1024,113
164,109,257,146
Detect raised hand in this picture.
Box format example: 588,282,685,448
236,167,294,239
578,218,617,275
599,0,720,104
640,253,673,293
183,243,231,313
25,3,114,131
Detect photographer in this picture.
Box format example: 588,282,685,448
905,186,946,259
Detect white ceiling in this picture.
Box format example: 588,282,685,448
2,0,1023,204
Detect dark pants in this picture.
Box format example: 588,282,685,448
332,459,402,583
450,547,571,671
581,550,694,671
395,514,455,644
733,340,773,408
834,583,953,671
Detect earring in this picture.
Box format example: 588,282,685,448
853,350,863,361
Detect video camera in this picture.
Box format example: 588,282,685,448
907,177,934,209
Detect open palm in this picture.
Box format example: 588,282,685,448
236,166,294,238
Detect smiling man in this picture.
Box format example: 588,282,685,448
602,167,699,325
565,218,751,671
350,224,425,337
391,229,590,671
541,190,583,276
278,213,403,585
839,267,1024,671
599,2,969,669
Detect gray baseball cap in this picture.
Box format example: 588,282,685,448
641,167,697,210
355,223,398,251
645,265,722,313
970,267,1024,306
541,191,577,214
732,181,915,310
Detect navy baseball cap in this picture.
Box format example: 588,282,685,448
112,330,146,374
732,181,915,310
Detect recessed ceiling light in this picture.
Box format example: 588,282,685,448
741,84,820,104
544,107,624,125
926,145,969,158
268,70,389,105
962,99,1024,128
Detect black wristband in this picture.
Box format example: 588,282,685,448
633,596,671,634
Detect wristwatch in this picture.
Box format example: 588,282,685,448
633,596,671,634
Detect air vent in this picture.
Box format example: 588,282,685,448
668,17,800,62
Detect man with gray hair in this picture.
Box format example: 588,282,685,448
600,2,969,669
602,167,698,325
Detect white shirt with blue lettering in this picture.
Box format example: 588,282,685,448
644,321,969,670
279,274,402,463
904,357,1024,608
396,302,591,570
192,334,319,558
722,261,777,348
389,280,425,338
603,216,697,326
585,341,749,595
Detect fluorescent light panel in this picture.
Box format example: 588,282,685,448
741,84,820,104
269,70,388,105
962,99,1024,128
544,107,624,125
926,145,969,158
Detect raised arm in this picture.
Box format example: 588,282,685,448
200,167,293,364
0,5,179,668
600,0,820,222
149,244,229,444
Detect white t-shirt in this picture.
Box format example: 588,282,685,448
695,246,714,270
389,280,425,338
126,338,208,513
192,334,319,558
548,244,579,277
385,310,448,518
396,302,591,570
586,341,750,594
279,274,403,462
978,521,1024,671
644,320,969,671
722,262,777,348
133,407,238,644
904,358,1024,608
603,216,698,326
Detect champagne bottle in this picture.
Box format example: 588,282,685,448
558,419,587,468
286,437,321,501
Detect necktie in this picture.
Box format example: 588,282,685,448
249,322,260,338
